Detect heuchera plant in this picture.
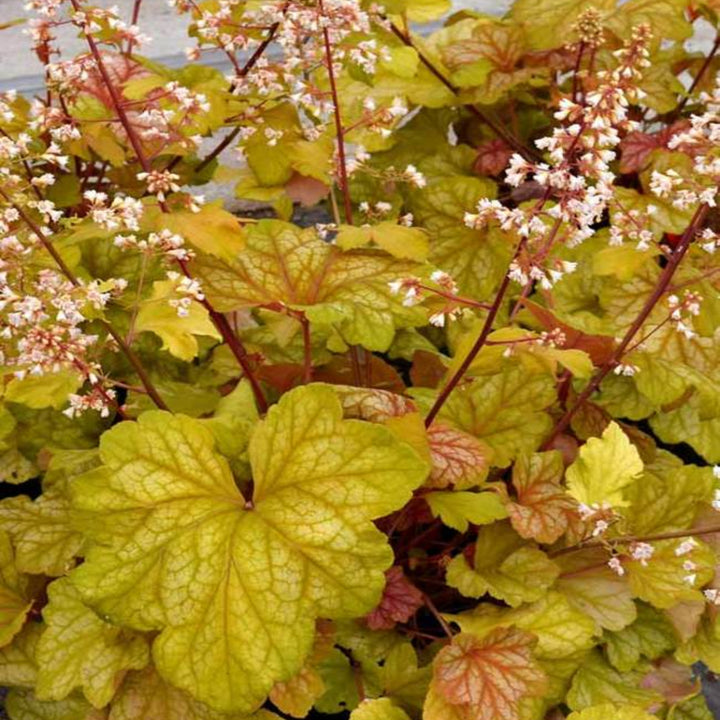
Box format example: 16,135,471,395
2,0,720,718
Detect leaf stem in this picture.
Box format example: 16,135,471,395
422,592,454,639
0,188,169,411
320,1,353,224
68,0,268,412
542,203,708,447
673,33,720,118
549,523,720,558
388,22,540,163
424,238,526,427
192,17,284,173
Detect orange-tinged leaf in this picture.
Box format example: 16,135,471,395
365,567,424,630
521,301,616,366
443,20,525,74
426,422,493,489
331,386,416,422
315,353,406,394
194,220,424,352
410,350,447,389
473,139,514,177
618,123,692,174
640,658,698,705
269,666,325,718
508,451,578,544
431,628,546,720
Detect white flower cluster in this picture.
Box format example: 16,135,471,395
667,290,702,341
0,268,124,381
465,26,652,292
84,191,144,232
114,228,193,262
166,271,205,317
136,170,181,202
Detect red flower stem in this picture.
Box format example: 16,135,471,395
424,238,526,427
422,592,453,639
69,0,268,412
0,188,169,411
571,41,585,103
192,16,284,173
319,2,353,224
388,22,540,163
549,522,720,558
673,34,720,118
542,203,708,448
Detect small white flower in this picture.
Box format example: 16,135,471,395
608,557,625,576
629,542,654,566
675,538,698,556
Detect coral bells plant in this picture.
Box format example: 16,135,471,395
3,1,720,720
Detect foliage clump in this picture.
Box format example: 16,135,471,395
1,0,720,718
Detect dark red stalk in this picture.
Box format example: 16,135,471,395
388,22,541,163
0,188,169,411
69,0,268,412
424,238,526,427
550,521,720,558
319,3,353,224
542,203,708,447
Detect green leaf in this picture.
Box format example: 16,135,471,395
36,579,149,708
381,0,450,21
605,603,676,672
380,643,431,712
349,698,410,720
0,622,42,688
626,539,715,609
335,223,429,262
0,530,32,648
651,394,720,463
425,490,508,531
566,650,662,711
110,667,276,720
566,422,643,508
200,381,259,479
623,454,714,535
155,204,246,262
407,176,508,299
380,47,419,78
568,704,658,720
508,451,578,544
450,591,596,659
436,366,556,467
0,490,85,576
70,385,427,713
5,689,104,720
134,280,220,361
556,550,637,632
606,0,693,43
669,694,715,720
5,372,84,411
194,220,425,352
446,521,559,607
509,0,616,50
